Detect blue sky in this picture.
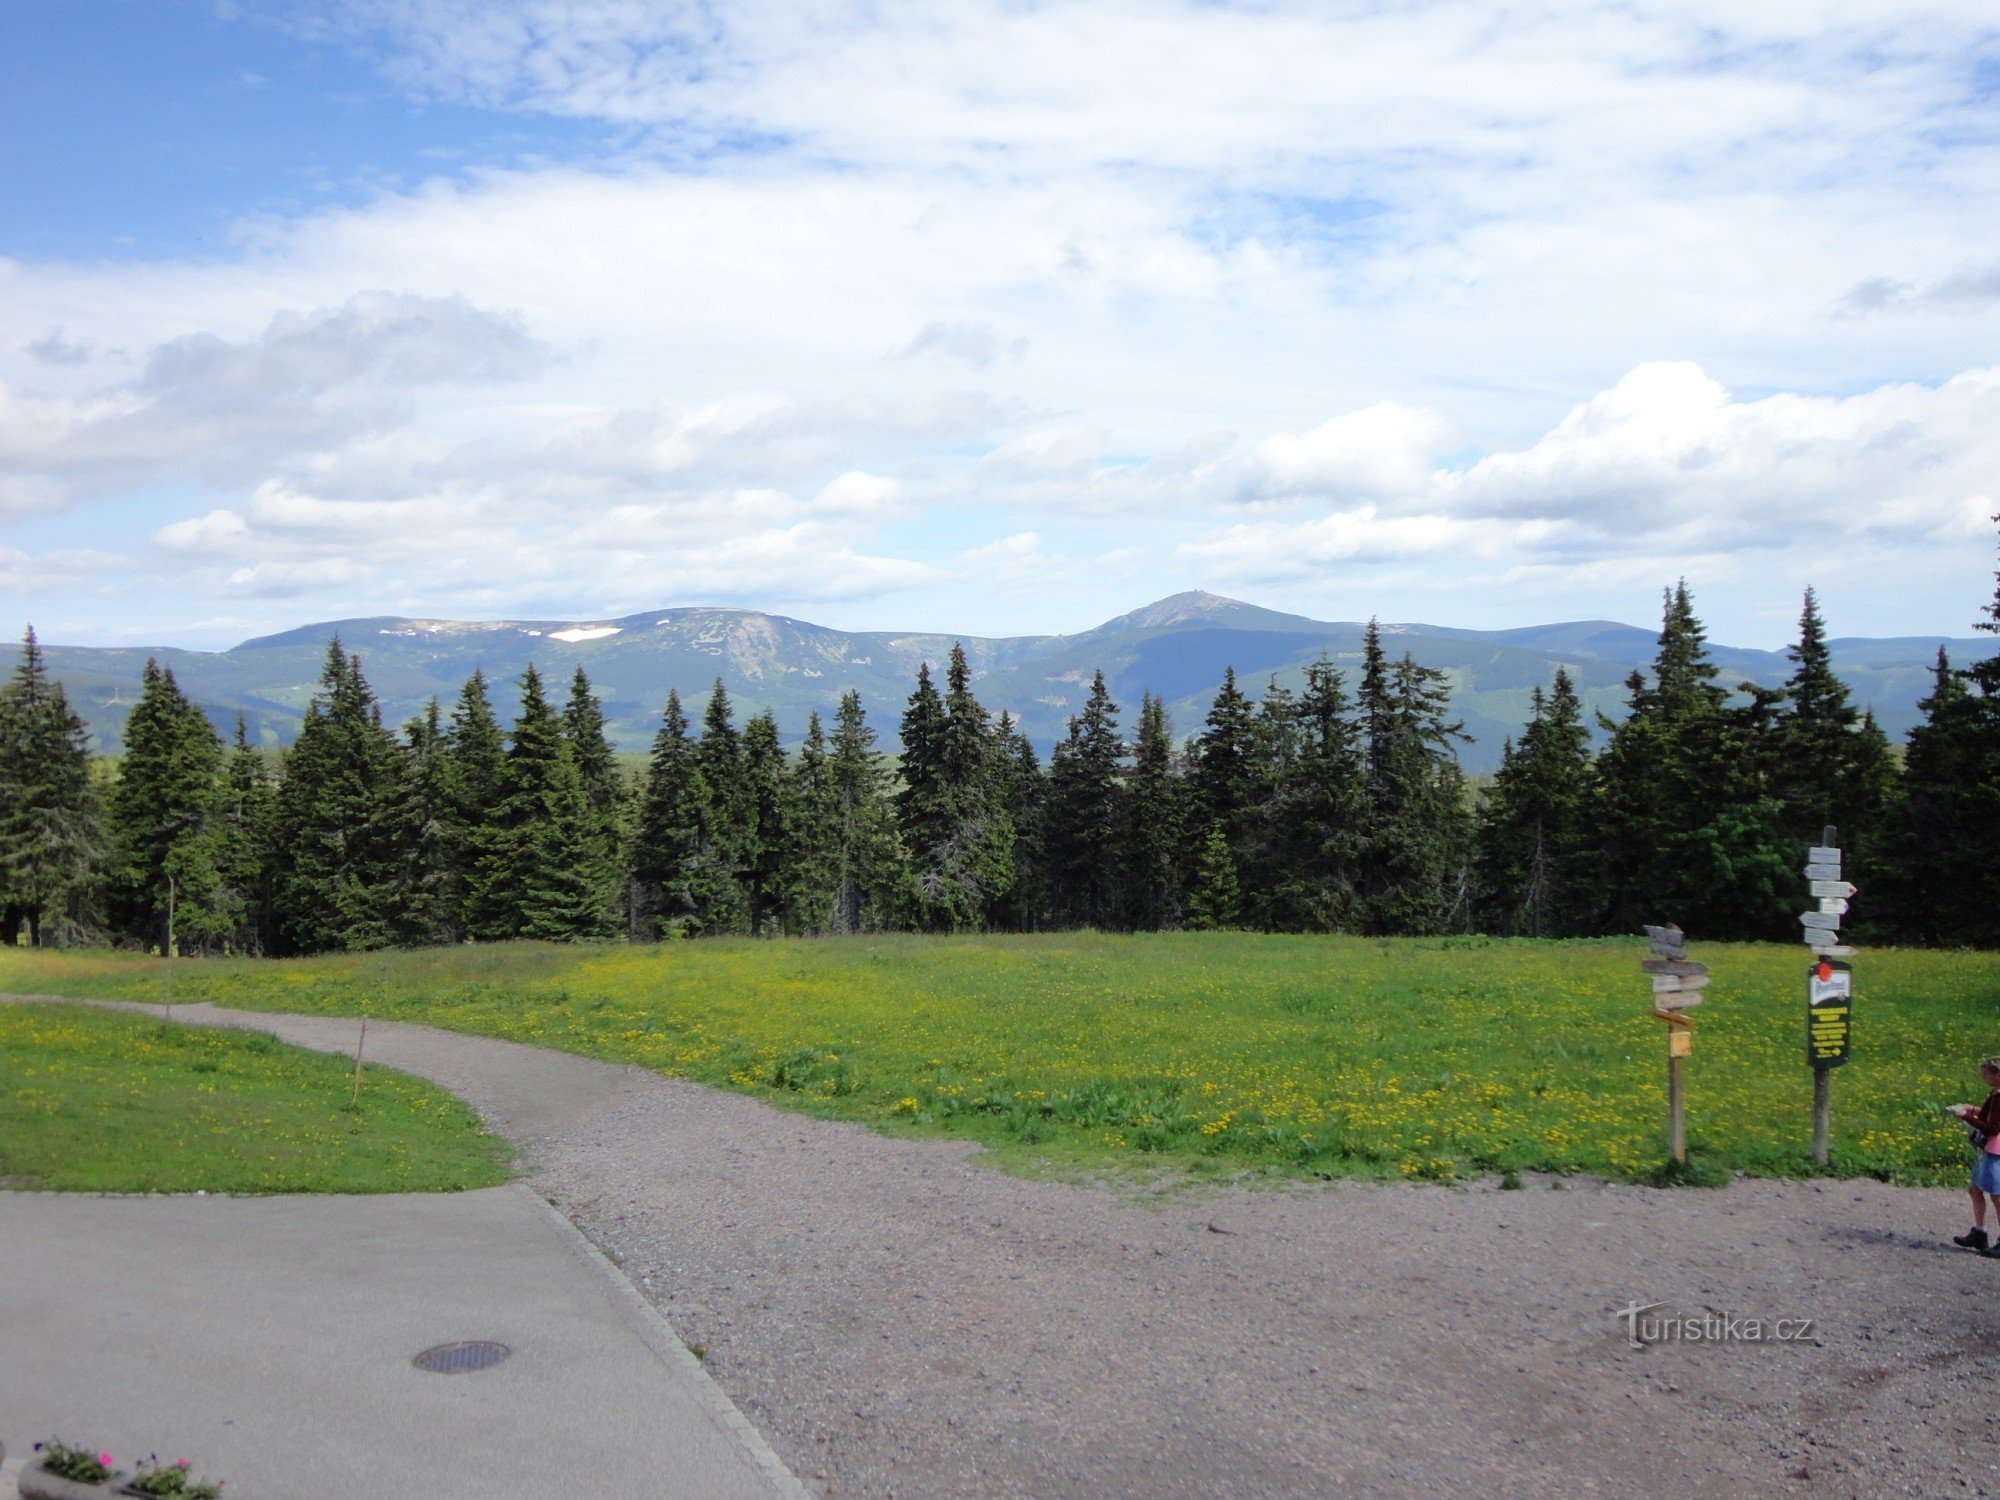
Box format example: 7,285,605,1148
3,0,1998,650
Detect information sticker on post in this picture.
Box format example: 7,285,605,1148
1802,826,1856,1165
1641,923,1707,1165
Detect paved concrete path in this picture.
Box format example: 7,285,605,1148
0,996,807,1500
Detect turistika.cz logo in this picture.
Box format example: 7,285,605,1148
1614,1302,1817,1349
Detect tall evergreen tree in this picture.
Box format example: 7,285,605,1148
109,659,232,953
0,626,99,946
1046,670,1124,928
1191,666,1258,858
214,717,277,953
827,690,896,934
445,669,509,940
740,710,789,936
477,664,612,941
1355,623,1473,935
631,689,700,938
1593,584,1738,936
1475,669,1597,936
271,641,406,954
1771,587,1897,873
1263,657,1365,932
783,711,840,934
686,680,751,934
561,667,626,931
1879,647,2000,945
990,711,1048,932
1119,693,1185,931
896,647,1013,930
389,701,460,947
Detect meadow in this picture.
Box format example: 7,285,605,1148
0,1000,512,1193
2,933,1995,1186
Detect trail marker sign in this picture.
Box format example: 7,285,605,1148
1799,826,1856,1165
1807,960,1852,1068
1640,923,1701,1162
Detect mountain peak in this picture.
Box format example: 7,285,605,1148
1086,591,1321,636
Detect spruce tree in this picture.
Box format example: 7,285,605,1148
1474,669,1597,936
446,669,509,940
631,690,700,938
390,701,460,947
1184,822,1241,931
686,680,751,934
109,659,226,954
896,647,1013,930
828,690,896,933
991,711,1049,932
1046,670,1124,928
215,716,277,953
479,664,612,941
1119,693,1185,931
561,667,626,932
1593,584,1741,936
1191,666,1258,858
1879,648,2000,945
740,710,789,936
783,711,840,933
271,641,406,954
0,626,99,946
1354,624,1472,934
1264,657,1365,932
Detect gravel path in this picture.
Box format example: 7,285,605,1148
13,994,2000,1498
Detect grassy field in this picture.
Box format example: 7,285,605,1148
0,1001,512,1193
2,934,1995,1186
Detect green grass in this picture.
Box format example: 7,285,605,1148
2,933,1995,1186
0,1001,512,1193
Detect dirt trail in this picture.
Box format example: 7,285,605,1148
12,993,1999,1498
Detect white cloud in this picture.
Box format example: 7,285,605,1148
0,292,547,518
1176,362,2000,609
4,2,1999,644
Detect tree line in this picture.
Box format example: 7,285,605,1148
3,567,1997,954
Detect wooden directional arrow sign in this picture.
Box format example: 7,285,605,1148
1808,943,1857,958
1819,898,1850,916
1653,989,1705,1011
1807,846,1841,864
1804,861,1841,881
1642,924,1687,958
1641,959,1709,977
1810,880,1858,899
1652,974,1710,994
1801,911,1841,930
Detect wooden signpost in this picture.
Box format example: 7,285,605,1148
1642,922,1706,1163
1801,827,1855,1165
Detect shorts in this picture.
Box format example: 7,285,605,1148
1972,1152,2000,1195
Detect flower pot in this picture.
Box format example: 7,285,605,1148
19,1468,123,1500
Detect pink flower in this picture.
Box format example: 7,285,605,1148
176,1460,191,1468
98,1454,113,1467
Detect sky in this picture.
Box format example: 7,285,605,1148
2,0,1998,652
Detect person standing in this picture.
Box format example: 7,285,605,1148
1948,1058,2000,1254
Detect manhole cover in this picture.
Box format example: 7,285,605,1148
413,1340,512,1374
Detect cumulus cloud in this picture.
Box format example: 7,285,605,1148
0,292,547,518
1176,362,2000,589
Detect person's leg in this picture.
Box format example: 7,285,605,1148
1954,1181,1991,1247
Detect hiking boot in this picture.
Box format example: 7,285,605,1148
1954,1228,1990,1250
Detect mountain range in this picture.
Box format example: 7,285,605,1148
11,593,1994,775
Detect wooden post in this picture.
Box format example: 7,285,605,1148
1811,825,1837,1168
350,1016,368,1107
1666,1022,1687,1163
